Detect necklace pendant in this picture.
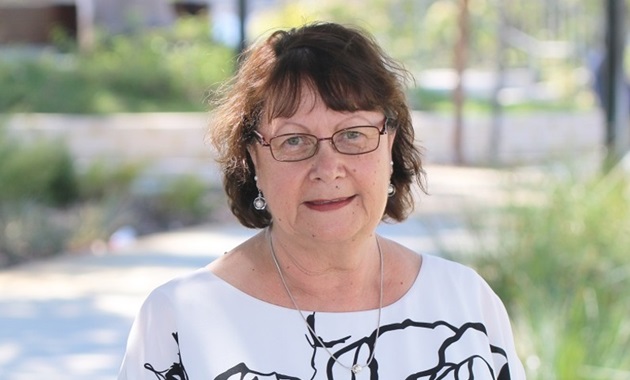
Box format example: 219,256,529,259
351,364,363,374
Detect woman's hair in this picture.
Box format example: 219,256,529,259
208,22,426,228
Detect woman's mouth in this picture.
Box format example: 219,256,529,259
304,195,356,211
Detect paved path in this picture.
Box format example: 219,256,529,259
0,165,523,380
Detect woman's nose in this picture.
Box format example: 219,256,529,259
309,139,345,182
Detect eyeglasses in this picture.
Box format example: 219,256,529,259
253,120,388,162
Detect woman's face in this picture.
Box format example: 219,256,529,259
249,89,395,243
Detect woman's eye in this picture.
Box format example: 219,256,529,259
284,136,304,146
277,135,313,151
340,130,365,141
345,131,361,139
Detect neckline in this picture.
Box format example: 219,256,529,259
204,252,429,315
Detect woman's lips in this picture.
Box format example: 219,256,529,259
304,195,356,211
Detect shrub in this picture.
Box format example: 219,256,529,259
0,126,225,267
455,169,630,379
78,159,145,200
131,174,217,232
0,134,79,206
0,128,138,265
0,197,137,264
62,198,137,253
0,202,68,266
0,16,235,113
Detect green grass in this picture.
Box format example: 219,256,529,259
453,168,630,379
407,87,594,114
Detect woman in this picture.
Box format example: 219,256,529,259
118,22,525,379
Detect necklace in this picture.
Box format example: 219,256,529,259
268,230,384,374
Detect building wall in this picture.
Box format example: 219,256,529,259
0,0,198,45
0,6,57,43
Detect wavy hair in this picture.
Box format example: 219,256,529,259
208,22,426,228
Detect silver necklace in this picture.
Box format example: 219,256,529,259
268,230,384,374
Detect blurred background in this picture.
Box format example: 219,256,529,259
0,0,629,379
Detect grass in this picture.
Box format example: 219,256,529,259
452,166,630,379
407,87,595,115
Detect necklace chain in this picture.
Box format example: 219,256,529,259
268,230,384,374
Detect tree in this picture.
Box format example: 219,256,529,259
453,0,470,164
603,0,629,169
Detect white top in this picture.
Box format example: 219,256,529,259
118,253,526,379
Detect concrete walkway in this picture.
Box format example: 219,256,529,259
0,165,525,380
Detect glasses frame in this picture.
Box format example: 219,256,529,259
253,119,389,162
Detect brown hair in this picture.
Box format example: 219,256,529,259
208,22,426,228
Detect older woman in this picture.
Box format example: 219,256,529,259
118,22,525,379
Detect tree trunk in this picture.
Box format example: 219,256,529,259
453,0,470,165
238,0,248,55
604,0,629,170
489,0,507,165
76,0,95,53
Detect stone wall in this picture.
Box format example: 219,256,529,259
5,111,605,183
4,113,220,184
416,111,605,164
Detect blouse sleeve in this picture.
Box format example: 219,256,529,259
117,288,187,380
479,277,527,380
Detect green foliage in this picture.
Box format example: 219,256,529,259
0,130,81,263
63,198,136,253
78,160,145,200
0,55,93,113
254,0,576,69
252,0,599,111
407,87,586,114
0,16,235,113
0,134,78,206
136,174,215,230
159,174,211,221
0,126,220,267
457,170,630,379
0,202,68,266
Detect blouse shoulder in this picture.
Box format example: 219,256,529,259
421,254,490,287
150,267,218,294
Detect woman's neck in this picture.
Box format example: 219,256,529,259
265,227,383,311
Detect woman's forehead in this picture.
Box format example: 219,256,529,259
263,85,380,125
262,73,382,123
263,109,383,136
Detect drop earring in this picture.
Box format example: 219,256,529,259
388,161,396,197
387,183,396,197
253,175,267,210
254,191,267,210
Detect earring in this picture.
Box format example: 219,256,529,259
387,183,396,197
253,191,267,210
388,161,396,197
253,175,267,210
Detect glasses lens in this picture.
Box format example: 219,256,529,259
270,134,318,161
333,126,381,155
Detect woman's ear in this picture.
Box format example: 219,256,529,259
387,130,397,150
247,145,258,168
